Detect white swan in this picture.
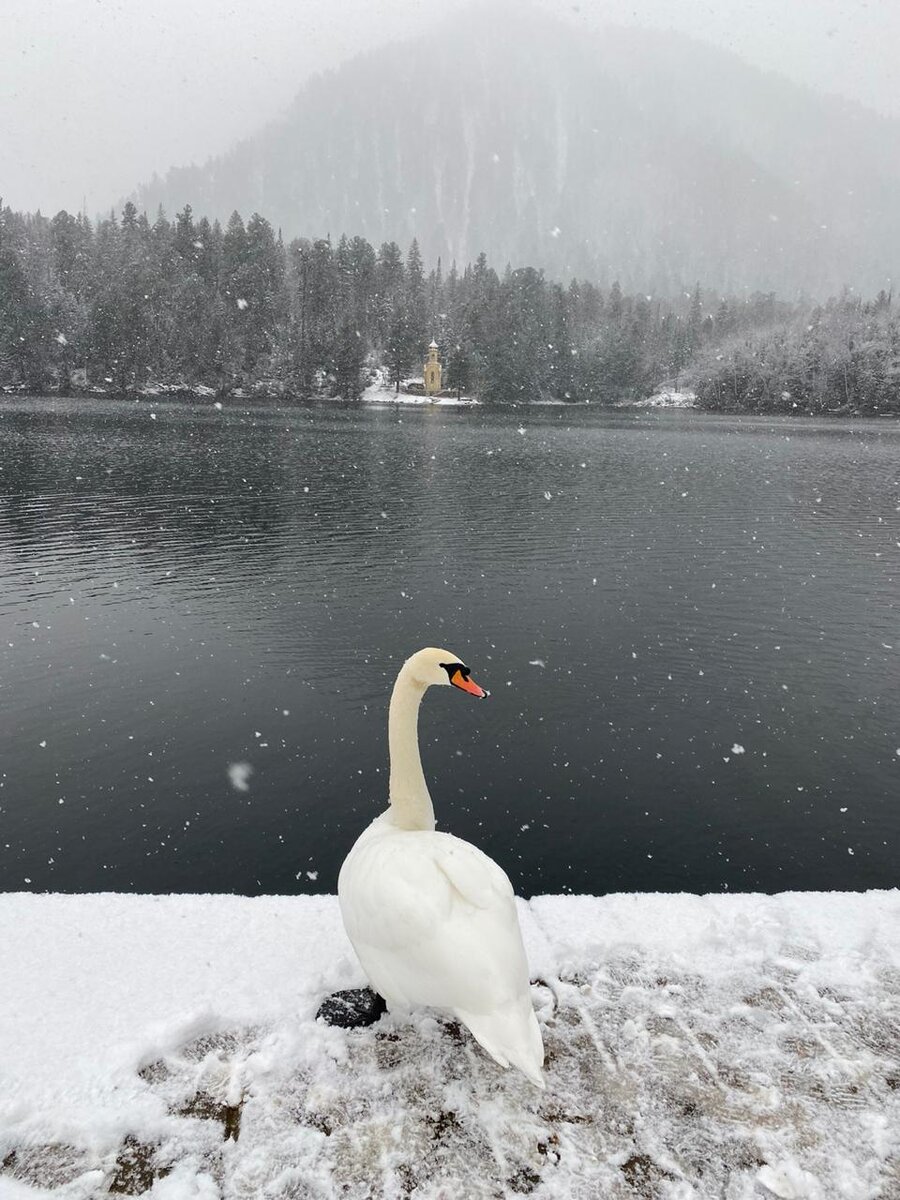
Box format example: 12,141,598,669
338,647,545,1089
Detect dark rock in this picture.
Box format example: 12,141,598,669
316,987,387,1028
1,1144,88,1190
177,1092,243,1142
108,1135,170,1194
621,1153,675,1194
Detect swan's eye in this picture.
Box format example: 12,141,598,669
440,662,469,682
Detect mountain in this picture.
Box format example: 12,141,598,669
133,4,900,297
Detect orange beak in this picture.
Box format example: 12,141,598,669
451,668,486,698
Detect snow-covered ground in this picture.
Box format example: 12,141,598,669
618,390,698,409
360,372,478,406
1,891,898,1199
138,384,218,399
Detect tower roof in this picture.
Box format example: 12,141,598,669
429,339,438,348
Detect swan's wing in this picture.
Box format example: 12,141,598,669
338,830,528,1012
432,836,514,910
339,830,460,955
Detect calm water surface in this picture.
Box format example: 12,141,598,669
1,397,898,895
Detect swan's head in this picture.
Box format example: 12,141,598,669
403,647,487,698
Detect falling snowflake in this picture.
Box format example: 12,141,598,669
227,762,254,792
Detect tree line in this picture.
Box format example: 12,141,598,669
690,289,899,415
1,201,897,413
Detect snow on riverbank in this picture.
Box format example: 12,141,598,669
361,384,479,406
617,390,698,409
360,371,478,406
1,891,898,1199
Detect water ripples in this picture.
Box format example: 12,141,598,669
0,398,898,895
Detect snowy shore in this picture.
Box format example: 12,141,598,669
359,376,479,406
1,891,898,1199
615,389,698,409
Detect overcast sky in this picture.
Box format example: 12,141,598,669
3,0,899,217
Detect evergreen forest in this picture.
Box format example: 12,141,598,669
1,202,898,415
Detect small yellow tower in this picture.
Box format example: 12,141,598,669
423,339,442,396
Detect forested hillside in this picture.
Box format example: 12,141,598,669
1,202,898,414
134,6,900,297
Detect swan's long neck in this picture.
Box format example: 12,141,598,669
388,666,435,831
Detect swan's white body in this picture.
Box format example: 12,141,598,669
338,648,545,1088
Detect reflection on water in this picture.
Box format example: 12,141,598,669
1,396,898,895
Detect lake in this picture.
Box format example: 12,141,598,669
1,396,897,897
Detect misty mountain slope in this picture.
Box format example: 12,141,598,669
595,26,900,284
134,5,900,296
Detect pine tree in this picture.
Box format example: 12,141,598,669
446,339,473,400
332,319,365,399
608,280,624,323
385,306,412,393
374,241,405,349
0,215,50,388
548,284,576,399
336,235,377,341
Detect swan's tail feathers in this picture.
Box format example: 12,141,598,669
455,1004,546,1090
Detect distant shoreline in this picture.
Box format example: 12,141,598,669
4,385,898,419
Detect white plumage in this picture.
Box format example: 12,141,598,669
338,647,545,1088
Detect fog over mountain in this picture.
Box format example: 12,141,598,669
134,5,899,298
